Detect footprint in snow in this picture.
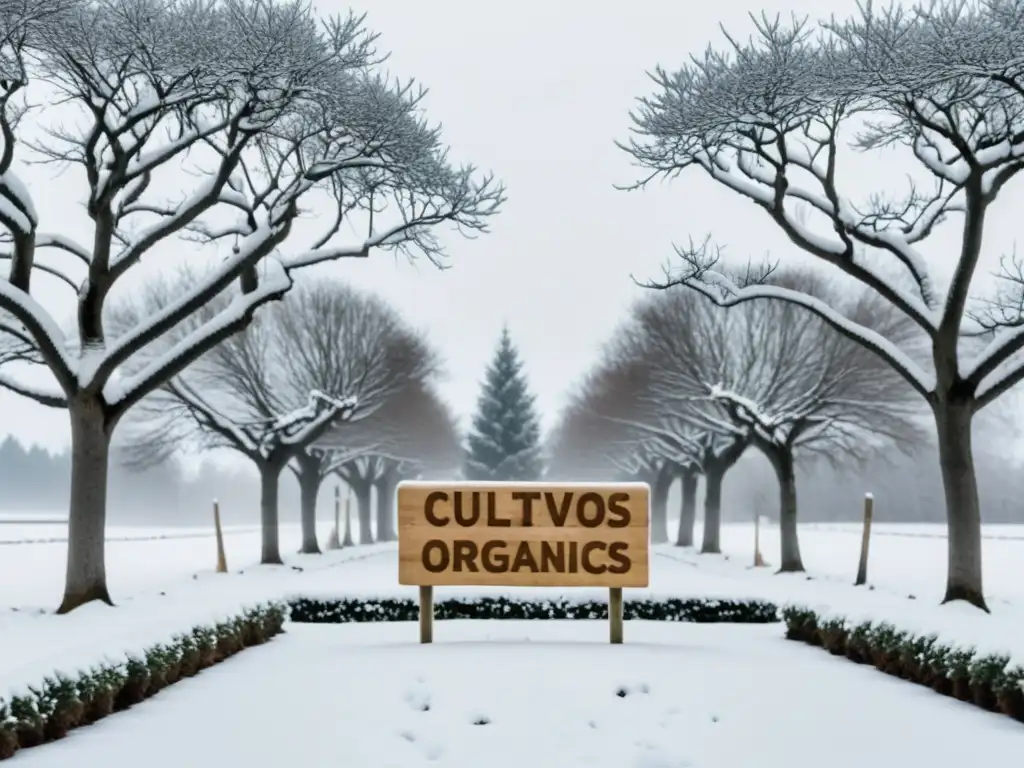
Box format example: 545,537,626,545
424,744,444,761
632,754,692,768
403,690,431,712
616,683,652,697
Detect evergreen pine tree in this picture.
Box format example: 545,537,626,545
465,326,544,481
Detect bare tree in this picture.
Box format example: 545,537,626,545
634,269,924,570
676,463,699,547
627,292,752,553
546,398,628,483
622,1,1024,608
553,268,922,566
701,271,925,569
120,275,437,562
0,0,502,611
370,383,461,539
331,455,379,544
549,351,701,542
314,381,461,541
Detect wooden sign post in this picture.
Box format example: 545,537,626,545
398,481,650,645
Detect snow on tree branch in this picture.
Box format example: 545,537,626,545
624,0,1024,422
621,10,991,332
641,237,937,399
116,272,442,472
312,379,462,477
0,0,503,437
106,275,296,419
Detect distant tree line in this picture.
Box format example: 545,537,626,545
0,436,347,527
718,441,1023,526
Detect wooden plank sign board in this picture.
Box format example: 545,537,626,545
397,481,650,588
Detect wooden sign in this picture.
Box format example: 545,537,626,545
397,481,650,588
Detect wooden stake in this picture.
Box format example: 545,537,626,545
419,585,434,644
855,493,874,586
609,587,623,644
341,491,354,547
213,499,227,573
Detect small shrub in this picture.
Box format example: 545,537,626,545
0,700,18,760
993,665,1024,721
9,694,44,749
176,633,201,678
215,621,242,659
946,648,977,702
817,617,848,655
782,607,818,643
162,643,183,686
844,622,874,664
968,653,1010,711
240,611,263,646
145,646,170,694
115,657,150,710
898,635,937,683
38,674,84,741
783,604,1023,727
0,602,286,761
79,665,123,724
192,627,217,669
288,595,780,625
866,624,905,674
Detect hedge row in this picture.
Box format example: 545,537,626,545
782,606,1024,723
0,602,286,760
288,595,780,624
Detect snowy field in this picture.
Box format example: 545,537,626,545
3,538,1022,768
1,519,1023,766
5,517,1020,608
691,520,1024,607
10,620,1022,768
0,521,361,607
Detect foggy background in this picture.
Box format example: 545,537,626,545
1,0,1024,527
1,426,1021,527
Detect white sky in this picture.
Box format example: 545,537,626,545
3,0,1024,456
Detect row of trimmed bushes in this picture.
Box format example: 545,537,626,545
288,594,781,624
782,606,1024,723
0,603,286,760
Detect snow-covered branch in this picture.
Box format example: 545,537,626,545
642,239,936,400
103,256,294,420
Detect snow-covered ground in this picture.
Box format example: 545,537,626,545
11,619,1022,768
3,519,1022,607
0,521,369,607
678,520,1024,606
2,521,1023,766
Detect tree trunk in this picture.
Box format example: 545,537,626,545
771,447,804,572
354,483,374,544
58,398,114,614
297,464,322,555
676,471,698,547
934,399,987,610
701,466,724,554
259,460,285,565
374,472,399,542
650,466,673,544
